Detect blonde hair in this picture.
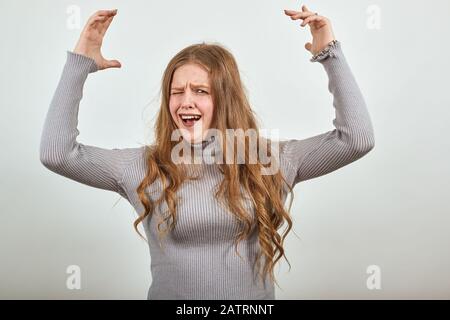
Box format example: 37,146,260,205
134,42,295,288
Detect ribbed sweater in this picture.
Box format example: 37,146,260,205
39,40,375,300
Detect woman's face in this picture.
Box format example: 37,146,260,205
169,63,214,143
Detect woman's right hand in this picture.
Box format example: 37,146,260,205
73,9,121,70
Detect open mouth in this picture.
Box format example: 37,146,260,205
179,113,202,127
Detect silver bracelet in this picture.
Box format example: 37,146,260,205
310,39,339,62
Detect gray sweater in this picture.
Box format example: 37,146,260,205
39,40,375,300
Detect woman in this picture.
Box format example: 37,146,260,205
39,5,375,299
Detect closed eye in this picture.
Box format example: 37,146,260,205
170,89,208,95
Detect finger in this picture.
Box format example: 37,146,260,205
302,5,312,12
87,9,116,26
100,15,114,35
89,14,109,27
305,42,313,52
289,11,317,20
95,9,117,17
301,15,324,27
105,59,122,69
93,12,116,29
91,17,110,31
284,9,301,16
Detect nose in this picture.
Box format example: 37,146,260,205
180,90,195,109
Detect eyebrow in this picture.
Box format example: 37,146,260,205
170,83,210,90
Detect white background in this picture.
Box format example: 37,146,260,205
1,0,449,299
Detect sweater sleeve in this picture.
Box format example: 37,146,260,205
39,51,142,200
279,40,375,187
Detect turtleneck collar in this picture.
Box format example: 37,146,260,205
180,134,220,164
189,134,215,149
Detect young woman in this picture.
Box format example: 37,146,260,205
40,5,375,300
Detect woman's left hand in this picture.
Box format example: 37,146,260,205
284,4,336,55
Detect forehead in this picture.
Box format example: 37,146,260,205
171,63,210,86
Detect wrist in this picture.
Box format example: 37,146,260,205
73,46,92,57
73,41,98,59
310,39,339,62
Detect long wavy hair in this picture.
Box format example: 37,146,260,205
134,42,296,288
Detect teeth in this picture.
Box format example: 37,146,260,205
180,114,201,120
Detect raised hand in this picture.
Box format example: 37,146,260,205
73,9,121,70
284,4,336,55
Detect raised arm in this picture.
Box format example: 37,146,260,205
281,5,375,187
39,9,143,200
